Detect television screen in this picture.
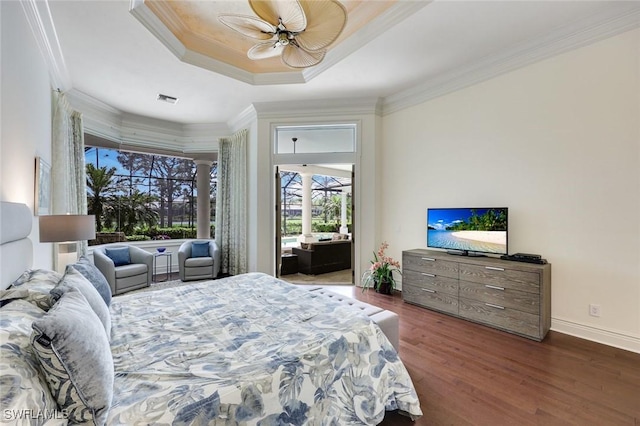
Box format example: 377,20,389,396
427,207,508,255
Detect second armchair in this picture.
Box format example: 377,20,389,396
178,240,221,281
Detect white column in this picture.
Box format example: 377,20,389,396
298,171,314,243
340,187,349,234
195,160,213,239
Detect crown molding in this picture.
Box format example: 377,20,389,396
66,89,124,143
304,1,430,82
228,105,258,134
68,88,228,156
383,3,640,116
20,0,72,91
129,0,186,61
252,97,382,120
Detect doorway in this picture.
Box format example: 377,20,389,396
275,163,354,285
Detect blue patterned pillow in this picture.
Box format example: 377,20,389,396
105,247,130,266
191,241,210,258
1,299,58,418
11,269,62,293
71,256,112,306
31,288,114,425
51,266,111,339
8,268,63,310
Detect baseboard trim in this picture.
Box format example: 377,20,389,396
551,318,640,354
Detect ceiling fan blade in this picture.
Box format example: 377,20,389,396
248,41,284,60
295,0,347,52
249,0,306,32
218,14,276,40
281,44,325,68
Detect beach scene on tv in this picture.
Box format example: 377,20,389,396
427,208,508,254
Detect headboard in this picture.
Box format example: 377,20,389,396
0,201,33,289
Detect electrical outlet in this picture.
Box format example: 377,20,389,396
589,304,601,317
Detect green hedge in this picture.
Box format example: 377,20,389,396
282,222,351,236
134,225,215,240
126,235,151,242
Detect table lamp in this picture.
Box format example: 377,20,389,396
39,214,96,273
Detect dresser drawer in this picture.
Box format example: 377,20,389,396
458,297,541,340
459,264,539,294
403,283,458,315
403,252,458,279
403,269,458,296
459,281,539,315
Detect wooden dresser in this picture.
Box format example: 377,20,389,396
402,249,551,341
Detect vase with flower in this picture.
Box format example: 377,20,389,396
362,241,401,295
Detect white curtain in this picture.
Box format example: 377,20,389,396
215,129,248,275
51,92,88,257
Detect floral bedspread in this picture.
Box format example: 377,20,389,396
107,272,422,425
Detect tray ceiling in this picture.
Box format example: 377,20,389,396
133,0,397,84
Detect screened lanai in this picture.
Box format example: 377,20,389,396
279,164,352,243
277,164,353,284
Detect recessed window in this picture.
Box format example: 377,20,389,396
84,147,216,242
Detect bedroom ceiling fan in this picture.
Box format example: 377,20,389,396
218,0,348,69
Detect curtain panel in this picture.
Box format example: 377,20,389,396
51,92,88,257
215,129,248,275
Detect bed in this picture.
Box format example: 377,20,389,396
0,201,422,425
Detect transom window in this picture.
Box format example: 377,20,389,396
275,124,356,154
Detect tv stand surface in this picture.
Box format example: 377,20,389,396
446,250,486,257
402,248,551,341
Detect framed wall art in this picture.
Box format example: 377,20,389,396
35,156,51,216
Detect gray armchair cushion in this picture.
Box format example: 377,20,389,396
31,288,114,425
191,241,210,258
105,247,130,266
184,257,213,267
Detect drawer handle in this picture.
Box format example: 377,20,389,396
485,266,505,271
485,303,505,310
422,288,436,293
421,273,435,277
421,257,436,262
485,284,505,291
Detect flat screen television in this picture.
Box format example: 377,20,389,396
427,207,508,256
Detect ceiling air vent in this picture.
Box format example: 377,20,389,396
157,93,178,104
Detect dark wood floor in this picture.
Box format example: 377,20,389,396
344,287,640,426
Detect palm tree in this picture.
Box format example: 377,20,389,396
86,164,117,232
322,194,343,224
105,191,158,235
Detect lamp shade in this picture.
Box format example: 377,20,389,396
39,215,96,243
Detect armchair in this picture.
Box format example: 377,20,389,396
178,240,220,281
93,245,153,295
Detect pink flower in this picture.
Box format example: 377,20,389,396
370,241,400,274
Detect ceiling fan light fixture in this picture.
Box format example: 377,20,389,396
250,0,306,33
296,0,347,52
282,44,325,68
218,0,347,69
278,32,290,46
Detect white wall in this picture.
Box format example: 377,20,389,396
381,29,640,352
1,2,54,271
